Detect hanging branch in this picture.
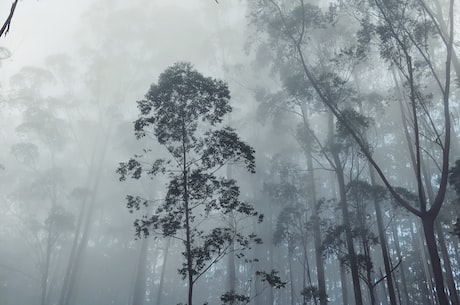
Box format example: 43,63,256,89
0,0,19,38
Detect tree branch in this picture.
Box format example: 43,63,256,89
0,0,19,38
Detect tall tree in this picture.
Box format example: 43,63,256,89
118,62,263,305
248,1,456,303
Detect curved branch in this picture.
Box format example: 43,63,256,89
0,0,19,38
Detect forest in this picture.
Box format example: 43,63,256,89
0,0,460,305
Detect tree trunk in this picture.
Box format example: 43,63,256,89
40,219,53,305
391,221,410,305
422,216,449,305
332,150,363,305
60,125,111,305
132,238,149,305
339,251,349,305
226,164,236,294
182,118,193,305
307,154,327,305
421,159,459,305
413,222,437,305
156,238,170,305
329,113,363,305
300,104,327,305
369,167,398,305
288,246,295,305
435,220,460,305
58,192,88,305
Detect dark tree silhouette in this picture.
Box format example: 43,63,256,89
118,62,263,305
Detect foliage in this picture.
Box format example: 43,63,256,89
449,159,460,196
301,285,327,304
451,218,460,239
118,62,262,304
220,291,251,305
255,270,286,289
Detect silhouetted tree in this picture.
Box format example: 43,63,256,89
118,62,263,305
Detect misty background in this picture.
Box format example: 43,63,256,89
1,1,460,305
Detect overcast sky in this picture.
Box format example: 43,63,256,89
0,0,248,85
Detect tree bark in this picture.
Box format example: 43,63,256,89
422,216,450,305
182,119,193,305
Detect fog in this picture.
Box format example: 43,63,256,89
1,1,460,305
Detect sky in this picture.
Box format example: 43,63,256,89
1,0,91,68
0,0,248,84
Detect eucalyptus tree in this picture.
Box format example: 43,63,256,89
118,62,263,305
8,65,75,305
255,66,332,305
266,159,318,305
248,0,457,304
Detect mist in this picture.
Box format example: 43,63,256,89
1,1,460,305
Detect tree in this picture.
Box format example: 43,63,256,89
248,1,456,304
118,62,263,305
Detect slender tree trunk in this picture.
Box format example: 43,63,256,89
361,236,375,305
307,156,327,305
332,150,363,305
391,221,410,305
254,244,263,305
58,144,98,305
288,246,295,305
132,238,149,305
300,104,327,305
40,220,53,305
422,216,450,305
330,163,348,305
394,65,451,305
435,220,460,305
369,284,376,305
58,196,87,305
227,231,236,293
41,151,58,305
422,159,459,305
329,113,363,305
182,118,193,305
156,238,170,305
432,0,460,86
413,222,437,305
339,251,349,305
268,235,274,305
226,165,236,294
62,128,110,305
379,268,389,305
369,167,398,305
